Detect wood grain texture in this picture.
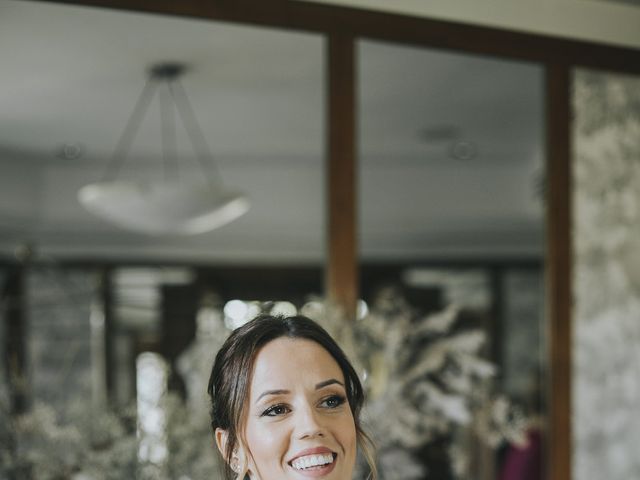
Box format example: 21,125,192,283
545,63,572,480
40,0,640,74
326,33,357,319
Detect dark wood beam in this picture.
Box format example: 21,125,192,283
545,63,572,480
99,268,116,405
326,33,357,318
39,0,640,74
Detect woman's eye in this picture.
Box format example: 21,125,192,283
262,404,290,417
320,394,346,409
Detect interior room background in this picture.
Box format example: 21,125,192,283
1,1,638,479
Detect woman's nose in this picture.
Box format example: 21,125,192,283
296,406,326,439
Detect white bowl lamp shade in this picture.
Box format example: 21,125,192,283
78,180,250,235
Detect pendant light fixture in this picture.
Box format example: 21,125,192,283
78,62,250,235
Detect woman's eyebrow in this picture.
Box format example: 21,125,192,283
255,380,344,402
315,378,344,390
256,389,290,402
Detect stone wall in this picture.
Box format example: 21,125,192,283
573,69,640,480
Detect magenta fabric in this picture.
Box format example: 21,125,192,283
499,429,543,480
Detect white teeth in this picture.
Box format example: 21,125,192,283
291,453,334,470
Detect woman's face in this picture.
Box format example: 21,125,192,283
242,337,357,479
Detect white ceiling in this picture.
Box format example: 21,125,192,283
0,0,545,264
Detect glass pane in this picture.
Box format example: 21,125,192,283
572,68,640,480
0,0,324,264
358,39,546,479
0,2,324,478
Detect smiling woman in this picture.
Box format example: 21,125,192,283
207,315,377,480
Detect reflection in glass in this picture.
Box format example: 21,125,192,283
136,352,168,467
358,39,546,479
0,1,327,478
26,268,96,416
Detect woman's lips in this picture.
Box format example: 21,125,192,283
289,454,337,477
287,447,338,477
288,446,335,463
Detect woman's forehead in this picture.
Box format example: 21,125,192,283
249,337,345,392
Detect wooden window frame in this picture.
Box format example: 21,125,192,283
29,1,640,478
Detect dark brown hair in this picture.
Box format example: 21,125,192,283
207,314,376,479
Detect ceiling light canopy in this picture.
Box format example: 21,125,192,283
78,61,250,235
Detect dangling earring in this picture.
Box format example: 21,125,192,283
232,447,251,479
230,450,240,472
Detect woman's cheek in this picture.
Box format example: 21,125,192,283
249,419,288,457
